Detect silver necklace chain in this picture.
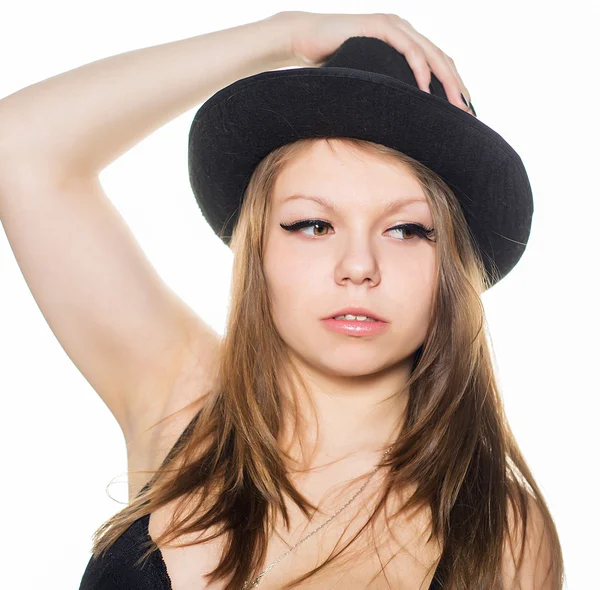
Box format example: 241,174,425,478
242,445,394,589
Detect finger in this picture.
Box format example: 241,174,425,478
416,44,467,111
391,19,470,113
443,55,477,117
443,53,471,105
402,42,433,95
374,23,432,94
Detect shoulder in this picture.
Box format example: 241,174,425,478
500,487,562,589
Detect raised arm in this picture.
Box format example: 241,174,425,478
0,13,293,446
0,14,292,185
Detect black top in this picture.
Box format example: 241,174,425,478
79,415,445,589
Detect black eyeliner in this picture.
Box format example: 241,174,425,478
280,219,435,241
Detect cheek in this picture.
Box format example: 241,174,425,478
393,256,436,300
390,257,436,340
266,253,324,320
264,250,331,350
382,246,434,303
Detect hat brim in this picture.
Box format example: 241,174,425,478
188,66,533,288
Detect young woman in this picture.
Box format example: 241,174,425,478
0,11,564,589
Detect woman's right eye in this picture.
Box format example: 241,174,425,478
279,219,333,237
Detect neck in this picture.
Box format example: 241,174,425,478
277,352,412,470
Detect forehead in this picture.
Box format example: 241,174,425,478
272,140,428,213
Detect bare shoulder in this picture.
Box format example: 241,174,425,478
501,487,560,589
125,323,222,502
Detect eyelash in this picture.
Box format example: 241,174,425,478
279,219,436,242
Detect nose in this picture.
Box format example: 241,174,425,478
334,240,381,287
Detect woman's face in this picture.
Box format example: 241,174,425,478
263,140,437,379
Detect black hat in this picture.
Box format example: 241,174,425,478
188,36,533,289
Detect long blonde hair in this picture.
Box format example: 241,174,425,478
89,137,564,588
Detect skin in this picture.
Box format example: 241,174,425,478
262,139,438,473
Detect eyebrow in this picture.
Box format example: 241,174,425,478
281,193,428,215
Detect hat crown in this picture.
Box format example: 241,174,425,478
323,36,421,90
321,36,453,102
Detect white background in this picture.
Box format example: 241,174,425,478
1,1,598,588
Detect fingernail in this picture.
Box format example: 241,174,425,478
460,92,477,117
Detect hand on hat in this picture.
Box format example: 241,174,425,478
275,10,473,115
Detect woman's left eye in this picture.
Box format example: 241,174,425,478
279,219,435,241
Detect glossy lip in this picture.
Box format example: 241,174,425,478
321,317,390,336
323,307,389,323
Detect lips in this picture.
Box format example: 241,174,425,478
321,316,390,336
326,307,388,323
